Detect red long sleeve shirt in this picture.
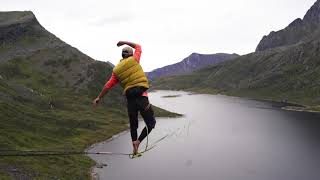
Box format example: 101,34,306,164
103,44,148,96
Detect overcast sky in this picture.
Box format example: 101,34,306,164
1,0,317,71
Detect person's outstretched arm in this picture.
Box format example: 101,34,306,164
117,41,142,62
117,41,136,48
92,73,119,107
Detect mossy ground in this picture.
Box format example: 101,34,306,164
0,58,180,179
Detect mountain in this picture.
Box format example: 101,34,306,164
0,11,116,93
153,1,320,110
0,11,178,179
147,53,239,80
256,0,320,51
0,11,127,179
106,61,115,67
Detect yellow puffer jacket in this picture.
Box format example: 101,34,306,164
113,56,149,94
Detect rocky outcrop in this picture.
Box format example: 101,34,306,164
256,0,320,52
147,53,239,80
0,11,113,91
304,0,320,25
0,11,66,62
153,0,320,105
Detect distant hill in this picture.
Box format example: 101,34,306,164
153,0,320,110
256,0,320,51
147,53,239,80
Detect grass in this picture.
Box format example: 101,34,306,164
0,58,180,179
185,87,223,95
152,40,320,112
0,13,182,179
0,91,129,179
153,105,182,117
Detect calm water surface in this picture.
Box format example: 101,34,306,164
88,90,320,180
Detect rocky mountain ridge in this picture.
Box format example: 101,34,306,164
153,0,320,108
147,53,239,80
256,0,320,51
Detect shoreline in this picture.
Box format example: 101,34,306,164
281,106,320,113
87,129,130,180
87,89,319,179
233,97,320,113
86,102,183,180
87,117,183,180
174,88,320,113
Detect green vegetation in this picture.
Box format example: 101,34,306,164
152,39,320,111
0,57,179,179
0,58,125,179
185,87,223,95
0,11,181,179
153,105,182,117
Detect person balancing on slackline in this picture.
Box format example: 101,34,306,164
92,41,156,155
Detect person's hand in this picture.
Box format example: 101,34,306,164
92,97,101,107
117,41,126,47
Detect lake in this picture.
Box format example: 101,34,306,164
88,90,320,180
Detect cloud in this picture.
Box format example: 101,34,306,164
1,0,317,71
90,15,133,26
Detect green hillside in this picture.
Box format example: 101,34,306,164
0,11,180,179
0,57,126,179
153,30,320,111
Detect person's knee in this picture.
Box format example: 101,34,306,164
147,119,156,130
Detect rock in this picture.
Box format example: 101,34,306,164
0,11,115,91
303,0,320,25
96,163,108,168
147,53,239,80
256,0,320,52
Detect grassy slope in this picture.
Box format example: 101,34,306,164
0,56,126,179
0,57,179,179
0,11,181,179
152,36,320,110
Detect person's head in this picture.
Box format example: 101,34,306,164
122,46,133,59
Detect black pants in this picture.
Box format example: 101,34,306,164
127,94,156,142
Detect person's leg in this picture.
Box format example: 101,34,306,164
127,98,139,153
138,97,156,142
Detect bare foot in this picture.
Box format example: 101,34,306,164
132,140,140,154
